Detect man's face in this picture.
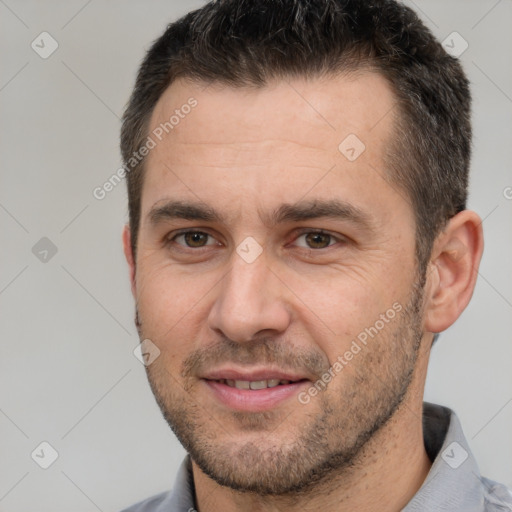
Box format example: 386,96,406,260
130,73,427,494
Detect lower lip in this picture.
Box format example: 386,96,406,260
203,379,309,412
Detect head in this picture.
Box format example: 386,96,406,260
121,0,483,496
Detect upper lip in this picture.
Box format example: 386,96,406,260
201,367,311,382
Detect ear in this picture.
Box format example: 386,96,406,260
424,210,484,334
122,225,137,298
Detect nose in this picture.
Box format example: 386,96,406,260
207,250,291,343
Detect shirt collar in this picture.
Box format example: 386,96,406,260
403,402,486,511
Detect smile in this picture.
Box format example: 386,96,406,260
214,378,298,390
203,377,310,412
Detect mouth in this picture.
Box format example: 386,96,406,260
211,378,305,390
200,369,311,412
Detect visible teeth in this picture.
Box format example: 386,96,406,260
249,380,267,390
220,378,296,389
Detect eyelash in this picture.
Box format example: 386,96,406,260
166,229,345,251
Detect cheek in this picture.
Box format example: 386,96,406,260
135,259,215,353
285,264,405,356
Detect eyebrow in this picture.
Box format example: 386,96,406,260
147,198,374,231
269,199,373,230
149,200,221,226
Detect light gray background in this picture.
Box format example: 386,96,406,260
0,1,511,510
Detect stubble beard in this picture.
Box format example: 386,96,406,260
139,280,425,496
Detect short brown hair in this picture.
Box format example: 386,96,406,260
121,0,471,276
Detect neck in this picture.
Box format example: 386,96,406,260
193,353,432,512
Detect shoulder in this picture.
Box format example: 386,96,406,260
482,476,512,511
120,490,173,512
120,456,195,511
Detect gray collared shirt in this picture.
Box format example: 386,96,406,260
121,403,512,511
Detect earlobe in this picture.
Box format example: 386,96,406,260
424,210,484,334
122,225,137,297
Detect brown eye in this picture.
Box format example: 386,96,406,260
184,232,208,247
304,232,332,249
174,231,213,248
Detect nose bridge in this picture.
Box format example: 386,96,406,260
208,249,290,342
227,254,266,306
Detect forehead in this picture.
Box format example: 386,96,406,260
141,72,404,224
149,71,395,147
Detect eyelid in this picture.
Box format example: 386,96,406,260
166,229,221,248
290,228,347,248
